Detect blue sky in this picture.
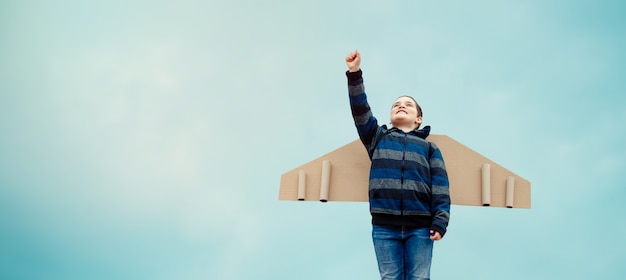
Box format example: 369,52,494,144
1,0,625,279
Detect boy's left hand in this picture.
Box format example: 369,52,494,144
430,230,442,241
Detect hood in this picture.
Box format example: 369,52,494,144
411,125,430,139
385,125,431,139
414,125,431,139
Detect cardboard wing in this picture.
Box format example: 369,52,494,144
278,135,531,208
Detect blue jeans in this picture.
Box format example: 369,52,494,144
372,225,434,280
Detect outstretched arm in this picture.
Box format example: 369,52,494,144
345,50,378,152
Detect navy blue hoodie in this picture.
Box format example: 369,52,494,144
347,70,451,236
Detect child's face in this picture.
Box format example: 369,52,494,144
390,96,422,128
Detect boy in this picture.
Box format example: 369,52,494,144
345,50,450,280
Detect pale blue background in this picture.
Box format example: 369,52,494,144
1,1,625,279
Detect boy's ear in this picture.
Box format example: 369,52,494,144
415,116,423,125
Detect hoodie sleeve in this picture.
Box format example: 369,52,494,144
346,70,379,150
428,142,451,236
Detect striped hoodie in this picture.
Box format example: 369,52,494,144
347,70,451,236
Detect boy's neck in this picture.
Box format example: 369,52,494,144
393,124,418,133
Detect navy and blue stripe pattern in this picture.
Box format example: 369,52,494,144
346,69,451,236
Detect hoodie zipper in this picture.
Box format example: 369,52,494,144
400,133,407,216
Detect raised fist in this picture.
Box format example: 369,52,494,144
346,50,361,72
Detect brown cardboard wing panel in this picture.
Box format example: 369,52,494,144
278,135,531,208
429,135,531,208
279,140,370,202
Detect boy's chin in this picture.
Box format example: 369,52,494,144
391,117,410,124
